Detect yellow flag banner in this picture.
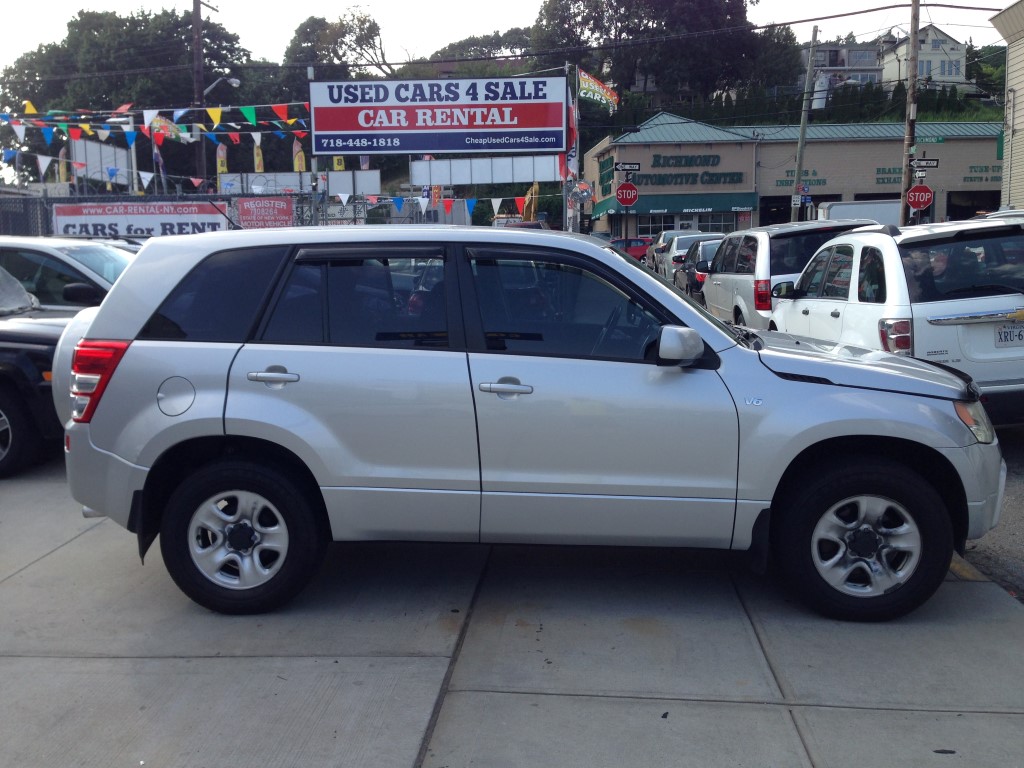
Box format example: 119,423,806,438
216,143,228,175
292,138,306,172
578,69,618,113
334,156,345,171
254,145,264,173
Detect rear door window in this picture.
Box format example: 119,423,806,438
261,247,450,349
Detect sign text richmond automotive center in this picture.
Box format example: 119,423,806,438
309,78,567,156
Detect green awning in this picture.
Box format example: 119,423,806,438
592,192,758,218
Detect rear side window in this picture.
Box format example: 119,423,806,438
770,228,855,276
139,246,289,341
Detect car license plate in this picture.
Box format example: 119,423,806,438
995,321,1024,347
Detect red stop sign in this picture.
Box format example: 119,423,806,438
615,182,639,207
907,184,934,211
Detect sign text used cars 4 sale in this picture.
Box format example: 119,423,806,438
309,78,567,155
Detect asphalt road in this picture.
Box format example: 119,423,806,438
963,424,1024,602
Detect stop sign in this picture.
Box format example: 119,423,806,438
615,182,639,207
907,184,934,211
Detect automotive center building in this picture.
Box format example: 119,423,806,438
583,113,1003,237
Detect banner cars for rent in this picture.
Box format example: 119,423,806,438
309,78,567,155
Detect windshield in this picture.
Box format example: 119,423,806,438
0,267,38,315
55,243,133,283
898,229,1024,301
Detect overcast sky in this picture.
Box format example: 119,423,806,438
2,1,1008,72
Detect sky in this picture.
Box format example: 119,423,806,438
0,1,1011,72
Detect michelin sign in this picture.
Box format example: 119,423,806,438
309,77,567,155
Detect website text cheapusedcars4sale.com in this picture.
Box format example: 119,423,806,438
309,77,568,156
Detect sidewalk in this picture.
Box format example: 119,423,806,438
1,460,1022,767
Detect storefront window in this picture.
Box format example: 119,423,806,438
697,213,738,233
638,215,676,238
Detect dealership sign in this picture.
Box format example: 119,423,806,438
309,78,567,155
53,202,231,237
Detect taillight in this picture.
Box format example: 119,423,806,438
70,340,130,423
754,279,772,311
696,273,707,284
878,319,913,355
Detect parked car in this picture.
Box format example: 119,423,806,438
610,237,653,261
698,219,878,328
0,267,77,476
674,237,725,305
53,226,1004,621
769,219,1024,426
651,231,708,280
652,232,713,279
0,236,133,309
645,229,689,267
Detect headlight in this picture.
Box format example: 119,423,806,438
955,399,995,444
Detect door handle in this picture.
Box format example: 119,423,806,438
247,366,300,389
479,382,533,395
479,376,534,400
801,308,809,315
831,310,841,318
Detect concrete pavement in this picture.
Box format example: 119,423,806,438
1,457,1022,768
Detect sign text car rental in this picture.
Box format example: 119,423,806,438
309,78,567,155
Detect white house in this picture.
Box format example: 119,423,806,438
878,24,974,93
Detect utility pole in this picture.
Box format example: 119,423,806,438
792,26,818,222
899,0,921,225
192,0,205,182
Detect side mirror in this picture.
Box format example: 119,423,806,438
63,283,106,306
657,325,705,367
695,260,711,273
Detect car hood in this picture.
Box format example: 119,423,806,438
757,331,972,400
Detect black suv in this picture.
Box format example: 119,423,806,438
0,267,75,476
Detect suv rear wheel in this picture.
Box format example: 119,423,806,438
773,461,953,621
160,461,327,614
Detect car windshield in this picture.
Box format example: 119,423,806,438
898,229,1024,301
54,243,133,283
0,266,39,315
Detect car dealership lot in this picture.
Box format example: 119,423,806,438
1,444,1022,768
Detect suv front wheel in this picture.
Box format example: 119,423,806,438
773,461,953,621
160,461,327,614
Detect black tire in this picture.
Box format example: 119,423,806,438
773,461,953,621
160,461,327,614
734,310,746,326
0,386,42,478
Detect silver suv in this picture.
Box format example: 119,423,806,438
54,227,1005,620
699,220,877,328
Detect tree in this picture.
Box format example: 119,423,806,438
321,9,398,77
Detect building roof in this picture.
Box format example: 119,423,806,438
609,113,1002,145
991,0,1024,45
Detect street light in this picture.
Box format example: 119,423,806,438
196,76,240,187
204,76,240,97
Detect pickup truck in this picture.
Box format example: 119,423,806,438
0,268,76,476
